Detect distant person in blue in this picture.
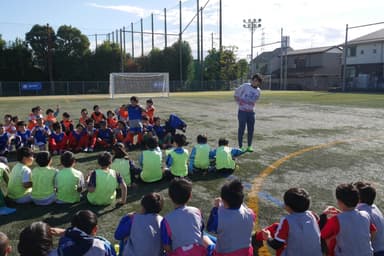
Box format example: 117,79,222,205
234,74,262,152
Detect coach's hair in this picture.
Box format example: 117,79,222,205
355,181,376,205
130,96,139,103
221,179,244,209
71,210,98,235
252,73,263,83
284,187,310,212
168,178,192,205
18,221,53,256
336,183,359,208
141,193,164,214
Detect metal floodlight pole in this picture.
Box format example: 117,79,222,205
243,18,262,77
151,13,155,50
164,8,167,48
131,22,134,59
179,0,183,83
140,18,144,57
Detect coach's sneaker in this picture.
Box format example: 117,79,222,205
246,146,254,152
241,146,247,152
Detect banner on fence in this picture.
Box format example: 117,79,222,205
21,82,42,91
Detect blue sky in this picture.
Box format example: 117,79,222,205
1,0,384,60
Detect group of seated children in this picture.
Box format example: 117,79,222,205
0,96,188,157
2,178,256,256
254,182,384,256
1,131,245,210
2,178,383,256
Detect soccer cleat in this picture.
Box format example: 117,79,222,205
241,146,247,152
246,146,254,152
83,147,88,152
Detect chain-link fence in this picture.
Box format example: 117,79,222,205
0,80,240,97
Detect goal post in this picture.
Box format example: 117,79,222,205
109,72,170,99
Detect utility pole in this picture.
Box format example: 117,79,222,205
179,0,183,83
219,0,222,50
151,13,155,50
131,22,134,59
243,18,262,77
46,23,54,95
164,8,167,48
141,18,144,56
280,28,283,90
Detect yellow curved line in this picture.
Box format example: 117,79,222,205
247,139,357,256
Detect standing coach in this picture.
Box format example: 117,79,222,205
234,74,262,152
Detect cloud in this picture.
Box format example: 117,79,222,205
87,2,159,17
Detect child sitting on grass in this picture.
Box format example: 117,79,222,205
207,179,255,255
165,134,189,179
55,151,85,204
160,178,210,255
31,151,58,205
111,143,139,188
7,147,33,204
138,136,163,183
0,157,16,215
210,138,243,173
115,193,164,256
87,152,127,206
261,188,322,255
188,134,212,174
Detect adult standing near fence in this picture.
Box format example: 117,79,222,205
234,74,262,152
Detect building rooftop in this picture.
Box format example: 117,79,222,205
348,28,384,45
286,46,341,56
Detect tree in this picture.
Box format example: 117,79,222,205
203,48,221,81
54,25,90,80
25,24,55,75
219,46,238,82
0,35,5,50
237,59,249,83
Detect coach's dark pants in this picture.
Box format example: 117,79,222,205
238,110,255,148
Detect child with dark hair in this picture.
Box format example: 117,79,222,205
45,105,60,130
96,121,115,149
207,179,255,255
138,136,163,183
189,134,212,174
16,121,33,148
8,147,33,203
111,143,139,187
49,122,68,155
165,134,189,178
153,117,172,149
56,210,116,256
28,106,42,130
116,104,129,122
355,182,384,256
18,221,55,256
87,152,127,206
262,188,322,255
107,110,118,129
210,138,243,173
126,96,145,147
84,118,97,152
79,108,89,126
0,232,12,256
161,178,208,255
114,120,129,144
31,151,58,205
55,151,85,204
31,116,51,151
321,183,376,256
115,193,164,256
60,112,74,135
91,105,106,129
68,123,87,153
145,98,155,124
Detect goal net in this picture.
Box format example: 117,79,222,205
109,72,169,99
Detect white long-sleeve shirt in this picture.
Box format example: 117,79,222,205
234,83,261,112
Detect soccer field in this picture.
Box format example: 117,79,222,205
1,91,384,255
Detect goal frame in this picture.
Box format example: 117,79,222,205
109,72,170,99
